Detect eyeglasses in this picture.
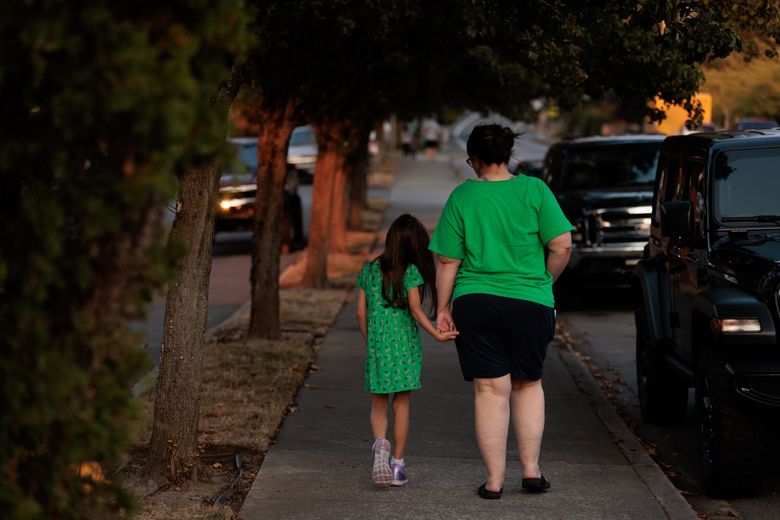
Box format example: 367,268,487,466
466,157,475,167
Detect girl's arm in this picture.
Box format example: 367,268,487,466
408,286,458,342
435,254,461,333
356,289,368,342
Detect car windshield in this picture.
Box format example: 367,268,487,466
561,143,660,190
233,142,257,172
290,126,315,146
714,147,780,221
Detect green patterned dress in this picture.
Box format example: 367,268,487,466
357,261,424,394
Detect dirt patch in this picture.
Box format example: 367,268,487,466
132,505,234,520
124,289,351,519
279,231,376,288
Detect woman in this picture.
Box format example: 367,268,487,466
429,124,572,499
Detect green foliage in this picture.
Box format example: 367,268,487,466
0,1,249,518
244,0,780,126
704,51,780,124
560,0,780,122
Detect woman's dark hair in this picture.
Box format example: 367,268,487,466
466,124,519,165
377,214,436,312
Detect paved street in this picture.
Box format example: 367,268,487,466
558,283,780,519
238,145,696,520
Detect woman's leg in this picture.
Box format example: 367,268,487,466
474,375,512,492
391,391,411,459
370,393,389,439
510,379,545,478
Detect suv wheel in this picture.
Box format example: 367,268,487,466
635,301,688,424
695,349,767,497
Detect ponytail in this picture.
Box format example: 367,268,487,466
466,124,520,165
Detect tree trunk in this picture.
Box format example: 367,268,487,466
328,155,349,254
247,99,297,339
301,121,345,287
145,164,220,483
331,120,374,252
346,125,372,231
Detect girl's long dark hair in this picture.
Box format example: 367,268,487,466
378,214,437,312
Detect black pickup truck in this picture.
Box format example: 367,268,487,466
633,130,780,497
543,135,665,280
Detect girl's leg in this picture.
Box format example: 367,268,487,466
474,375,512,492
391,391,411,459
370,393,393,487
510,379,545,478
370,393,389,439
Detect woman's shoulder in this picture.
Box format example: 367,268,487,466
514,173,545,187
514,174,551,197
449,180,473,198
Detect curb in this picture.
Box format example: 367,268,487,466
552,340,698,520
131,300,253,398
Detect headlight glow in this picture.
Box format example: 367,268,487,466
712,318,762,333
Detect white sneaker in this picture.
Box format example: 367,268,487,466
371,438,392,487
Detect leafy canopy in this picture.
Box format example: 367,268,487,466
243,0,780,126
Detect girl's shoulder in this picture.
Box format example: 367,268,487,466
402,263,424,289
357,260,380,289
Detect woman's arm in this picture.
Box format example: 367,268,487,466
435,254,461,333
356,289,368,342
545,232,572,283
408,287,458,342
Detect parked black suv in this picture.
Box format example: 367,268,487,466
633,130,780,497
543,135,665,279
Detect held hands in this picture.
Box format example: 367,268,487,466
434,310,458,342
434,329,459,342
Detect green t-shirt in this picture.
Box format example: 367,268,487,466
429,175,573,308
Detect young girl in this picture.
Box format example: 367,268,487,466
356,214,458,488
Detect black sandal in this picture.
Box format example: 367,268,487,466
477,483,502,499
521,475,551,492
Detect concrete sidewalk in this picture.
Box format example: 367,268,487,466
239,152,697,520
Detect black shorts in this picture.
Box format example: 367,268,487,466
452,294,556,381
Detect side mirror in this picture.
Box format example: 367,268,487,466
661,200,691,239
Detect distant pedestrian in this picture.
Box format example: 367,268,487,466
401,124,414,157
421,118,442,158
356,214,458,487
282,165,304,251
429,124,573,499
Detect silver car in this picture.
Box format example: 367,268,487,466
287,125,317,181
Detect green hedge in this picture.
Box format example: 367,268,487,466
0,2,249,518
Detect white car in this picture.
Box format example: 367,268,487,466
287,125,317,181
